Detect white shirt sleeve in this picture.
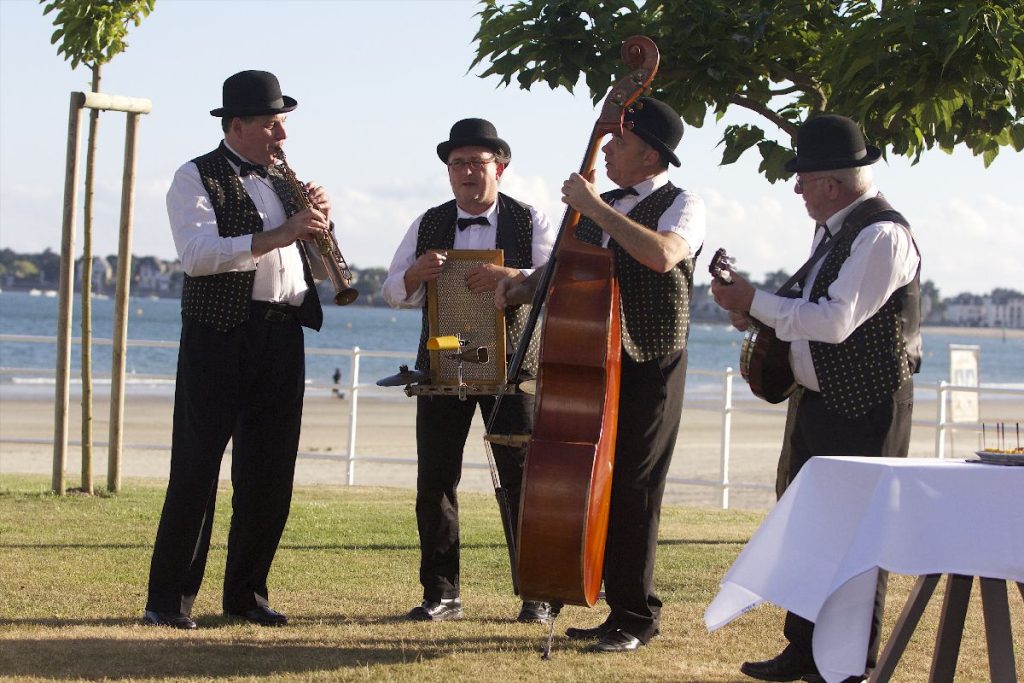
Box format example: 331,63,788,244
750,221,919,344
525,205,557,276
660,188,706,257
381,213,427,308
166,162,256,276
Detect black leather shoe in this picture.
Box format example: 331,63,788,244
516,601,551,623
142,609,196,630
565,622,613,640
407,598,463,621
740,645,819,681
225,605,288,627
589,628,643,653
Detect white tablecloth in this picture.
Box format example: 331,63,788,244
704,456,1024,683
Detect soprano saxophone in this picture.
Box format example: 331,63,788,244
276,150,359,305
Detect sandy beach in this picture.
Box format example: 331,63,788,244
3,381,1021,510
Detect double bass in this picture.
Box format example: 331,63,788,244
487,36,660,651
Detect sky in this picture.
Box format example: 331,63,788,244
1,0,1022,296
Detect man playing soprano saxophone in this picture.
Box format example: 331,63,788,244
144,70,331,629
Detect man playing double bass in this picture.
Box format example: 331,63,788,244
497,97,707,653
711,114,921,683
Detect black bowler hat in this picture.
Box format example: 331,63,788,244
436,118,511,164
625,97,683,167
784,114,881,173
209,70,297,117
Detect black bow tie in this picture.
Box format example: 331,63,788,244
457,216,489,231
606,186,638,202
219,142,268,177
238,161,268,178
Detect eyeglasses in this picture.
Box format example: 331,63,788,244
794,175,840,191
447,157,496,171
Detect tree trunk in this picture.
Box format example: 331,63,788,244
80,65,102,494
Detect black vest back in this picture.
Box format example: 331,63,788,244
181,149,261,332
575,183,697,362
808,197,921,418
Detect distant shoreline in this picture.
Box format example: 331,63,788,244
922,325,1024,340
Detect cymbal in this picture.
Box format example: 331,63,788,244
376,365,428,387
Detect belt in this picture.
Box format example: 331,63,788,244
251,300,301,323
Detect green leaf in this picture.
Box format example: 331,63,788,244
1010,123,1024,152
719,124,764,166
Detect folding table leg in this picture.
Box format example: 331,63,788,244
870,574,940,683
929,574,973,683
979,578,1017,683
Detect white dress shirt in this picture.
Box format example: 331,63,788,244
381,200,556,308
600,172,707,253
166,141,310,306
748,187,920,391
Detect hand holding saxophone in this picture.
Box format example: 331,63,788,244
303,181,331,220
282,206,329,243
250,207,327,258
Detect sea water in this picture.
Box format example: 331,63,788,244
1,290,1022,398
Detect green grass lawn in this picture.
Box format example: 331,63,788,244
0,474,1018,682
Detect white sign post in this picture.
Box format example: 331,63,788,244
949,344,980,423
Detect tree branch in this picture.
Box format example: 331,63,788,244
768,84,803,96
767,63,828,111
728,94,800,138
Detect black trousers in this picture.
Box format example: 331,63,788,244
601,348,688,643
414,390,533,602
783,380,914,670
146,314,305,615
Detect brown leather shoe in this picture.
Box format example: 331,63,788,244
142,609,196,630
740,645,818,681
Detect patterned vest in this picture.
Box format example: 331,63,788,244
575,183,697,362
181,146,321,332
808,198,921,418
413,193,537,373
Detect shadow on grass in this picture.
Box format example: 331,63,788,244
0,634,543,679
2,539,745,551
658,538,750,546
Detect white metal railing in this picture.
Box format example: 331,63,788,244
2,334,1021,508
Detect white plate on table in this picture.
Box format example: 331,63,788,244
974,450,1024,466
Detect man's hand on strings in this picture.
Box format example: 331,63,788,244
465,263,516,294
561,169,603,216
711,268,756,314
495,266,542,308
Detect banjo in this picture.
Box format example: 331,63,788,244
709,248,796,404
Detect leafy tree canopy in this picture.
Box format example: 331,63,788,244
473,0,1024,181
41,0,154,70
